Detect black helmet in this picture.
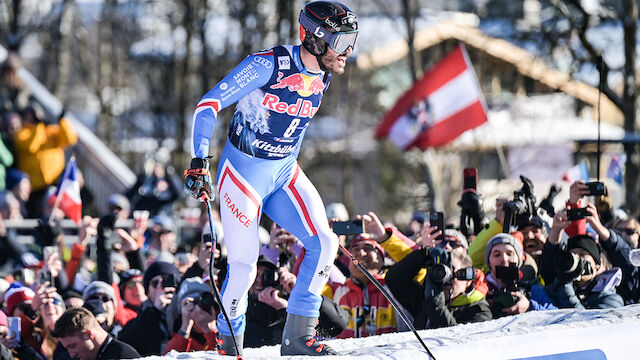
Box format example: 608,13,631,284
299,1,358,56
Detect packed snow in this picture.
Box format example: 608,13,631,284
144,304,640,359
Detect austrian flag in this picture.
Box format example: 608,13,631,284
49,157,82,224
375,44,487,149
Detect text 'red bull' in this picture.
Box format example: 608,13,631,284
262,93,320,118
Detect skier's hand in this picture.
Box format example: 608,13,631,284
184,158,214,201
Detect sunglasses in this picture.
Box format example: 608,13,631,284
299,12,358,54
436,240,464,249
618,228,638,236
87,295,112,303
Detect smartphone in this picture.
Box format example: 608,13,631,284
162,273,176,289
463,168,477,190
567,207,590,221
39,270,53,285
43,245,58,263
430,211,445,242
586,182,607,196
332,220,364,235
7,317,20,341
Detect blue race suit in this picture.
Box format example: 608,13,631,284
190,45,339,337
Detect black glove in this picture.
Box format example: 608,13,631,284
458,191,485,237
184,158,214,201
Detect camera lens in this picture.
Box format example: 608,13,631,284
428,264,453,283
196,291,215,312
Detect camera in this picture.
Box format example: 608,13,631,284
586,181,607,197
262,267,280,289
538,184,561,217
493,263,524,309
566,207,590,221
194,291,217,313
503,176,537,230
554,250,593,283
162,274,176,289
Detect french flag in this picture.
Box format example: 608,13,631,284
563,161,590,183
375,43,488,149
49,157,82,224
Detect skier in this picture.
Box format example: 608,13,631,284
183,1,358,356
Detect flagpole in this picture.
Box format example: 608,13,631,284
48,156,75,224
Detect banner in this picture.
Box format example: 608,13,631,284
375,43,487,149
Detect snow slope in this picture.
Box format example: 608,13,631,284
146,304,640,359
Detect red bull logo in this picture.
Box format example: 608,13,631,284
270,72,325,96
262,93,320,118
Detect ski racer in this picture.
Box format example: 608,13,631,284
183,1,358,356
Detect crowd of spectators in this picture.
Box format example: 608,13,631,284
1,52,640,359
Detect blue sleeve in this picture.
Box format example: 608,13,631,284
190,52,275,158
528,285,558,311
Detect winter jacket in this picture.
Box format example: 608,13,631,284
13,117,77,190
599,229,640,304
118,300,172,356
325,274,397,338
545,268,624,309
386,247,492,329
244,295,287,348
380,227,488,295
485,273,557,318
163,329,218,354
98,337,140,360
468,219,503,274
0,137,13,191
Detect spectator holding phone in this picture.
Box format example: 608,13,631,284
0,309,40,360
163,277,218,354
118,261,178,356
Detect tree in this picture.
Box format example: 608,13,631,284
546,0,638,214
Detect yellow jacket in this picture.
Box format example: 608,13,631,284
14,118,78,190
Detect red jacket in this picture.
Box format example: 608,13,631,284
326,274,397,338
163,330,218,354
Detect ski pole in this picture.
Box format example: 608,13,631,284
203,196,243,360
338,244,436,360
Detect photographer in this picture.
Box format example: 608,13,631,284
118,261,178,356
542,209,624,309
163,277,218,354
325,236,398,338
484,234,556,318
386,246,491,329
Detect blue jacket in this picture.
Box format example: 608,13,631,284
545,268,624,309
600,229,639,304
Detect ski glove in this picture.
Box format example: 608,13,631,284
184,158,214,201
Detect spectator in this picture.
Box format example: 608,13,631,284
244,256,288,348
13,103,77,218
126,148,182,218
163,277,218,354
0,54,30,114
5,168,30,218
52,307,140,360
118,269,147,316
325,236,398,338
518,216,549,266
4,283,35,317
386,247,492,329
405,210,428,238
484,234,557,318
148,214,178,255
82,282,119,335
542,206,625,309
0,307,40,359
62,290,84,309
118,261,178,356
0,192,28,273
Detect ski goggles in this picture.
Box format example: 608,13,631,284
299,12,358,54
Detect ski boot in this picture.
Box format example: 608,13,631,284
281,313,337,356
218,333,244,357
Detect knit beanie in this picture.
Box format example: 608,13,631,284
82,281,116,302
4,284,35,315
143,261,178,292
485,233,524,268
567,235,601,265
